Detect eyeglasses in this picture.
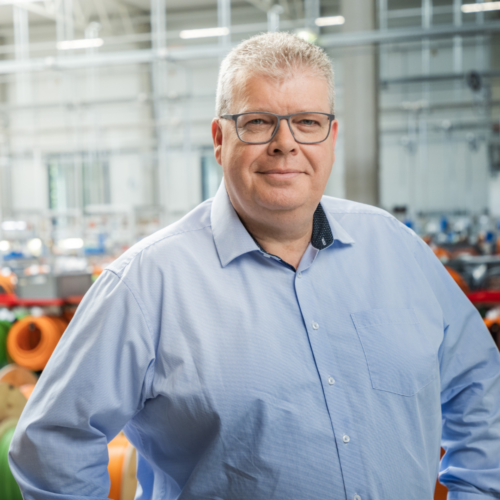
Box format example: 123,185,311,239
219,111,336,145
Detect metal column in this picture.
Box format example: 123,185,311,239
150,0,168,223
218,0,231,50
341,0,379,206
268,5,284,33
304,0,319,35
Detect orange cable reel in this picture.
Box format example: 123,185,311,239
107,433,137,500
0,364,37,387
444,266,470,294
7,316,67,371
19,384,35,400
0,275,15,295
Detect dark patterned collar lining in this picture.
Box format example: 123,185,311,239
251,203,334,271
311,203,334,250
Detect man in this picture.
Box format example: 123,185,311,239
9,32,500,500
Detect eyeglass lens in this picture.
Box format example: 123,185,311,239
236,113,331,144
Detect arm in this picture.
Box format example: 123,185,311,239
405,227,500,499
9,270,156,500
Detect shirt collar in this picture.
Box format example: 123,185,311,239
211,180,354,268
211,181,260,268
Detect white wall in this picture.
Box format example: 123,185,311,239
1,8,498,226
379,37,496,216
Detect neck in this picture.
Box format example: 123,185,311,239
235,206,314,270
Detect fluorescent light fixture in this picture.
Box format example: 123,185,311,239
1,220,27,231
0,241,10,252
57,38,103,50
315,15,345,27
0,0,44,5
58,238,84,250
179,27,229,39
462,1,500,13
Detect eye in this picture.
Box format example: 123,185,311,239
298,119,320,126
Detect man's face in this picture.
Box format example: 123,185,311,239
212,70,338,221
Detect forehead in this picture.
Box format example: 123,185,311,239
232,69,330,114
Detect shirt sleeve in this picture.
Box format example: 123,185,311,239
8,269,156,500
404,226,500,499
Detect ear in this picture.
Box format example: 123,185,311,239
330,119,339,149
212,118,223,166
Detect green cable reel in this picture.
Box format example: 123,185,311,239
0,321,12,368
0,419,23,500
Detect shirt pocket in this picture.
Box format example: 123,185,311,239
351,307,436,396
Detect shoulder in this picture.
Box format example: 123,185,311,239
320,195,422,245
321,195,394,219
107,199,214,278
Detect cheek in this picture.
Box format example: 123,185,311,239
222,144,264,180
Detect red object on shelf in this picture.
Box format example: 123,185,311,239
467,290,500,305
0,293,83,307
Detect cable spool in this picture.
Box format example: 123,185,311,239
444,266,470,294
0,275,14,295
0,383,26,422
19,384,35,400
0,418,23,500
7,316,67,371
108,433,137,500
0,364,38,387
0,321,12,367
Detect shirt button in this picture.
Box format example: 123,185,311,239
297,271,302,278
312,321,319,330
328,377,335,385
354,495,361,500
343,434,350,443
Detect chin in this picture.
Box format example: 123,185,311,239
254,189,306,212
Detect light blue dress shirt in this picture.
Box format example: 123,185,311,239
9,182,500,500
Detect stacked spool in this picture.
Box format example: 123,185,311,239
0,275,15,296
0,369,137,500
7,317,67,371
0,418,22,500
0,364,38,388
0,321,12,368
0,376,31,500
107,433,138,500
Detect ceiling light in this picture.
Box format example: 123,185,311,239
315,16,345,27
57,38,103,50
1,221,27,231
27,238,42,256
296,29,318,43
461,1,500,13
58,238,84,250
179,27,229,39
0,0,44,5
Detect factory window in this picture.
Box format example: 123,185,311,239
201,153,223,201
48,154,111,210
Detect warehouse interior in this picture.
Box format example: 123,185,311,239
0,0,499,499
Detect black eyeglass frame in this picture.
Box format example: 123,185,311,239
220,111,336,145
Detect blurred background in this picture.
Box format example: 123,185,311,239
0,0,497,270
0,2,499,499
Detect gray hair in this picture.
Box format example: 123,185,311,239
215,32,335,116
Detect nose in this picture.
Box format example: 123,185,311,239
267,118,298,156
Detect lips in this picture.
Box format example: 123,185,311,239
258,169,303,180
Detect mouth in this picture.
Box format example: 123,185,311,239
258,169,303,181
